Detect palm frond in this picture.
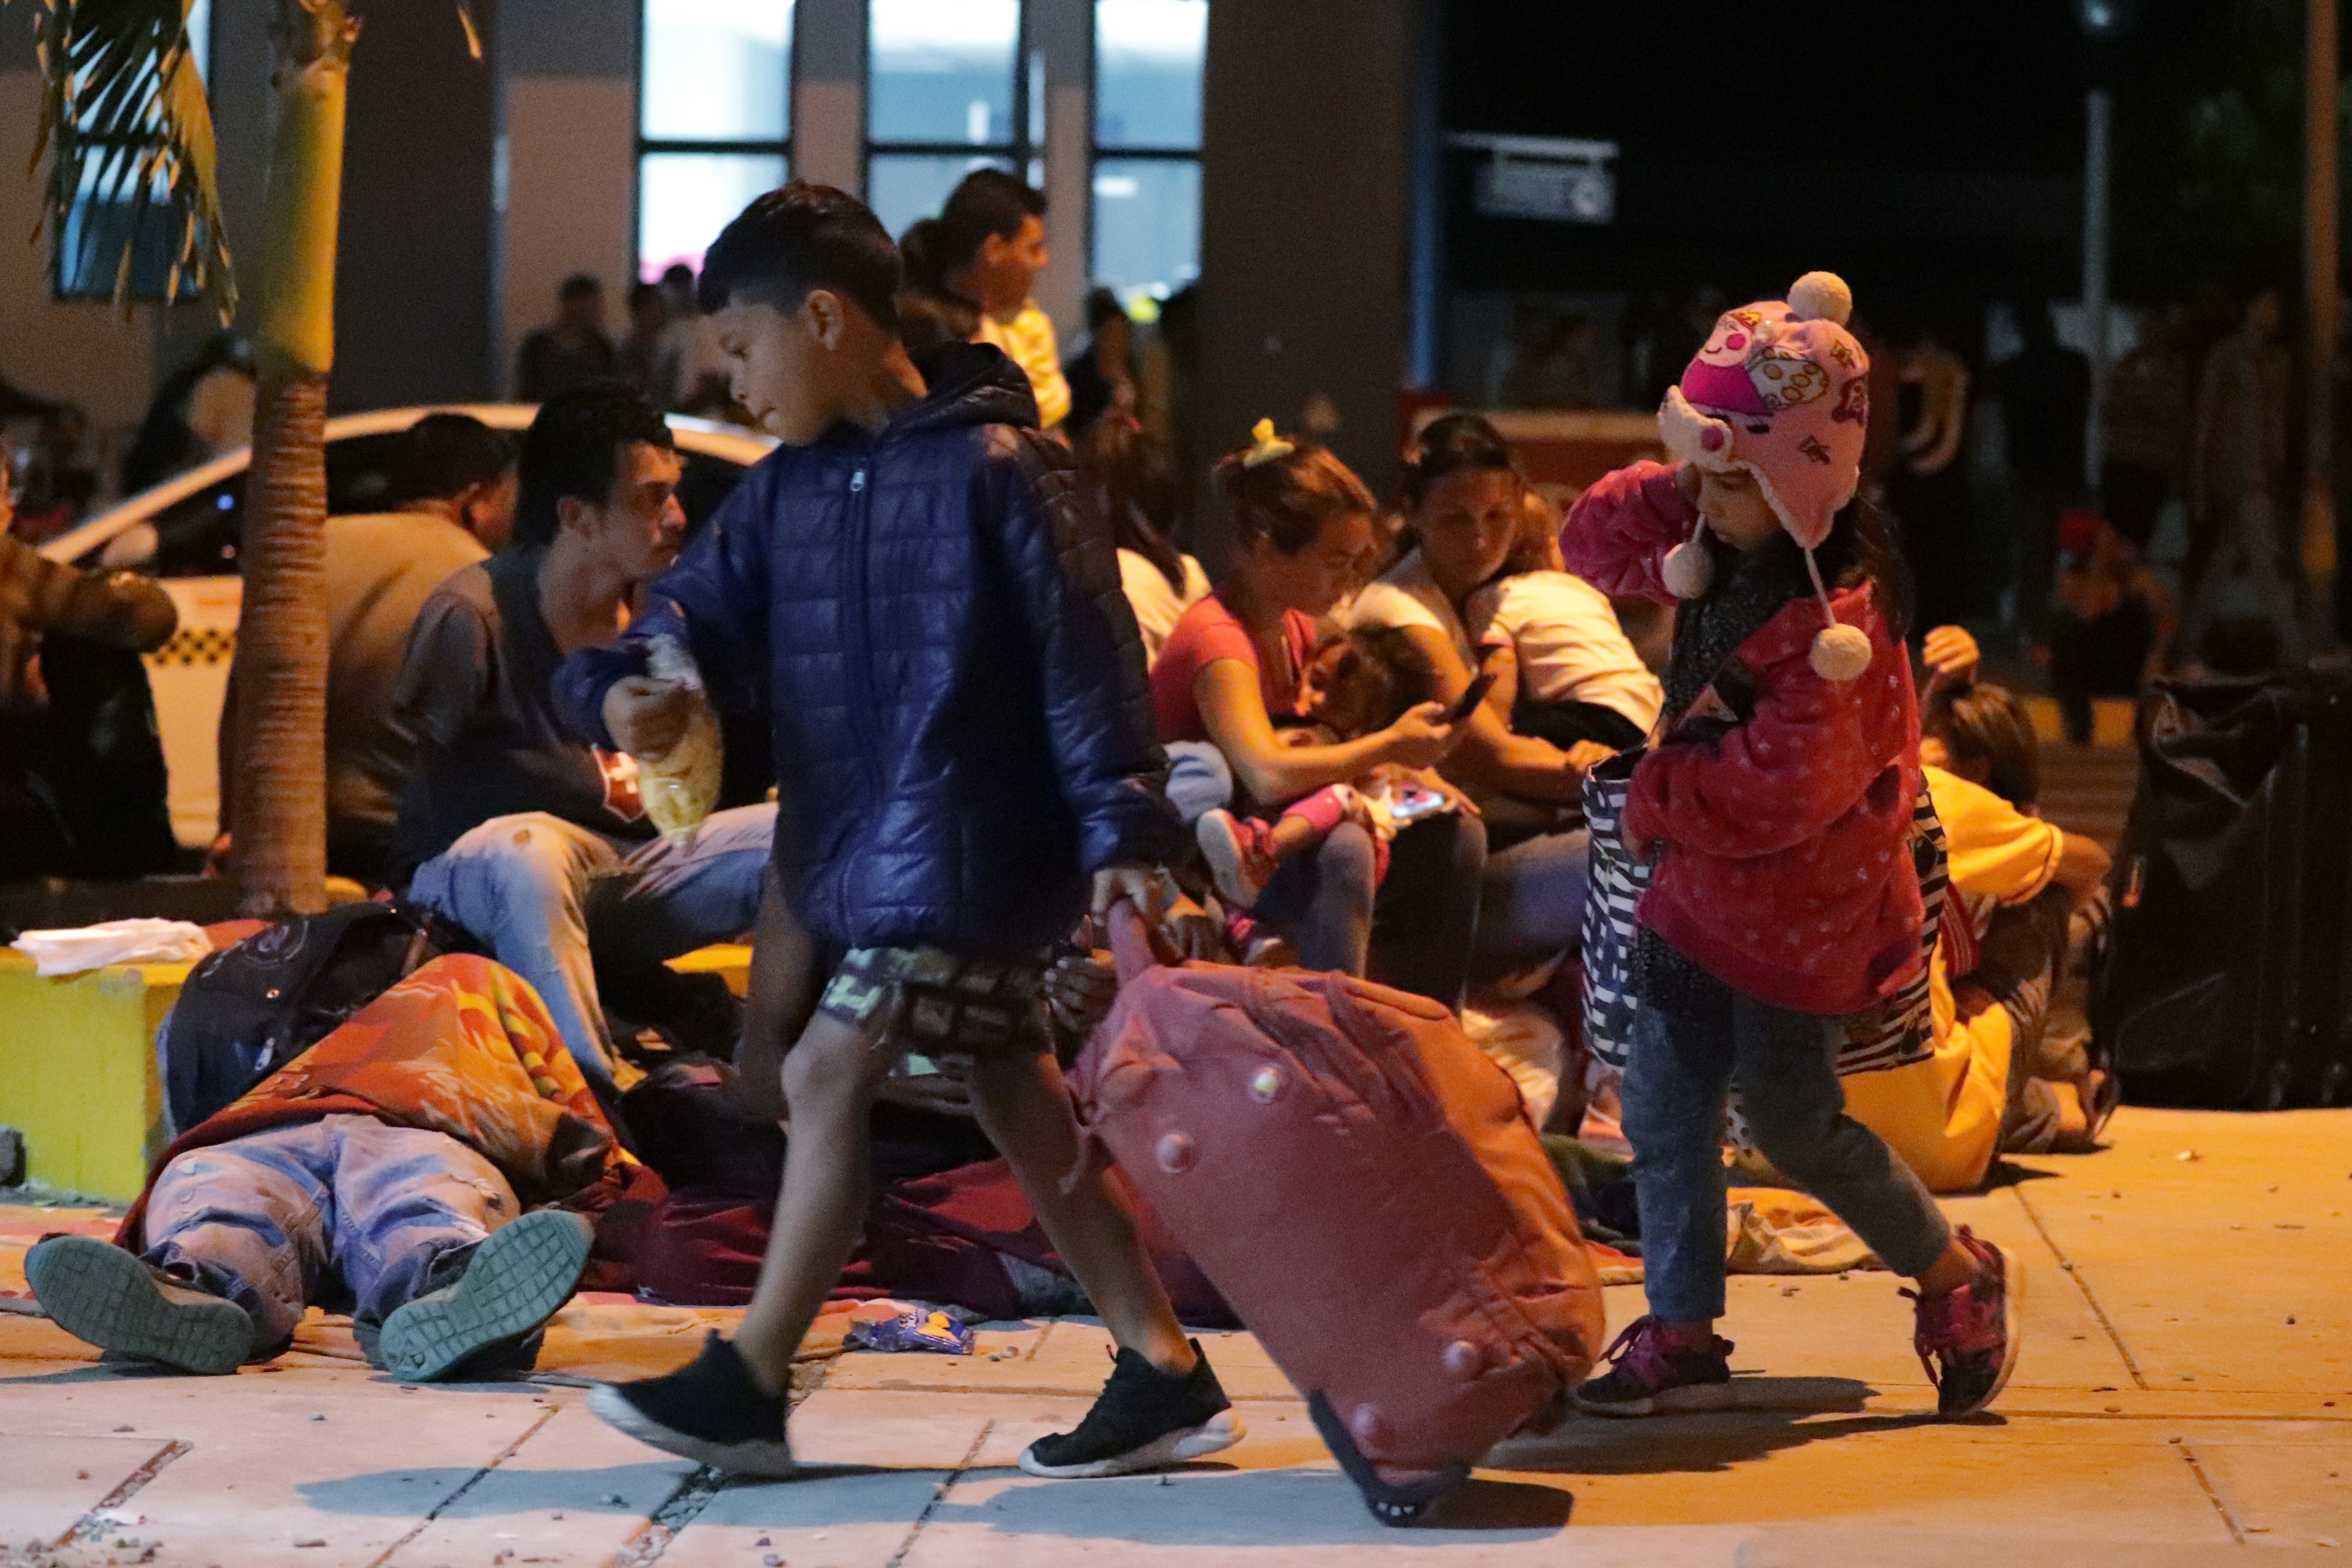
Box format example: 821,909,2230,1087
22,0,235,317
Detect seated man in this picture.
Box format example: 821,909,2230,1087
218,412,515,885
391,384,775,1097
26,955,641,1380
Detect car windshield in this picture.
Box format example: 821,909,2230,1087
119,432,752,578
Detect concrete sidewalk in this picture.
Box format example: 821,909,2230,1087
3,1105,2347,1566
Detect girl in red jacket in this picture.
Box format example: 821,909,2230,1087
1563,274,2020,1420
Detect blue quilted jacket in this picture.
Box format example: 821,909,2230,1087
553,343,1178,958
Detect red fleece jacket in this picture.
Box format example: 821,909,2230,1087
1564,461,1924,1017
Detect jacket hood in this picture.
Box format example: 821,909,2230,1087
894,340,1040,437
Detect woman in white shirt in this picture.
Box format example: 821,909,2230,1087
1077,415,1211,662
1346,413,1657,972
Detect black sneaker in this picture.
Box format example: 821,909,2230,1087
587,1331,795,1477
1575,1316,1737,1416
378,1210,593,1382
25,1235,256,1376
1018,1339,1245,1478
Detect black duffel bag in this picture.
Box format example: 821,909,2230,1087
2094,663,2352,1108
158,900,463,1135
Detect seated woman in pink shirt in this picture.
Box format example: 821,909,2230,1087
1151,422,1483,1007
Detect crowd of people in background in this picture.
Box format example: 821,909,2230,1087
1487,280,2340,736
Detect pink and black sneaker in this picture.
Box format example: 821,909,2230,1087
1906,1226,2022,1417
1574,1316,1736,1416
1197,809,1277,909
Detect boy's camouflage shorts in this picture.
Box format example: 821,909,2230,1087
817,944,1051,1056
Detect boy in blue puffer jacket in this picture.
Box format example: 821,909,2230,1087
555,184,1238,1480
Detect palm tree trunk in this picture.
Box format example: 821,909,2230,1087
228,0,357,917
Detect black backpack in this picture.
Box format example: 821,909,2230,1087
159,900,461,1136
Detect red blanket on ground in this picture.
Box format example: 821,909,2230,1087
635,1160,1236,1326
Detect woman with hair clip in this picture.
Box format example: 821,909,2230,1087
1150,422,1486,1008
1347,411,1661,974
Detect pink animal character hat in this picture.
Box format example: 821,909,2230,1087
1655,271,1877,681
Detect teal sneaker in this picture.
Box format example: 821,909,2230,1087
377,1210,593,1382
26,1235,255,1376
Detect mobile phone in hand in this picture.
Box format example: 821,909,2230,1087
1442,670,1499,726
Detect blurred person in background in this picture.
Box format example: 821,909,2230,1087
1884,317,1974,633
2047,507,2174,744
618,281,680,410
1076,413,1207,661
0,445,179,880
1064,288,1137,438
514,275,619,403
2186,288,2299,666
1991,301,2090,640
215,413,516,887
2101,304,2194,556
8,405,103,543
659,264,735,418
122,333,256,494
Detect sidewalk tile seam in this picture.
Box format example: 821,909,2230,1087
56,1436,188,1553
887,1417,996,1568
2011,1182,2149,1391
361,1401,562,1568
2176,1440,2248,1545
612,1464,729,1568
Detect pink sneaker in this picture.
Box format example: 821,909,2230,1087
1906,1226,2021,1417
1196,809,1276,909
1575,1316,1735,1416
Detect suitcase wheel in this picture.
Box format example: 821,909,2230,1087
1305,1390,1470,1527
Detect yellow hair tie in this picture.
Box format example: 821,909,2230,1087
1242,417,1295,469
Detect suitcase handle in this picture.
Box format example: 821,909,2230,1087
1107,899,1163,984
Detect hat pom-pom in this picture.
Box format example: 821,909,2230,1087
1787,271,1853,326
1809,622,1874,682
1662,540,1713,600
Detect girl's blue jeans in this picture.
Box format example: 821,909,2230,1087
1623,982,1952,1324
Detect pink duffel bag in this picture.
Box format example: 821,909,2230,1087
1068,908,1604,1524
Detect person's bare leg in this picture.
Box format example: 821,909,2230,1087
966,1047,1194,1375
1266,814,1320,861
731,868,820,1126
1916,1237,1981,1297
730,1006,898,1397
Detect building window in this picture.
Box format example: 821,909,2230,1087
49,0,217,302
865,0,1031,244
1090,0,1202,307
637,0,795,281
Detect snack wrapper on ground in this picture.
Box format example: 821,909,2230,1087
845,1302,978,1354
640,634,723,844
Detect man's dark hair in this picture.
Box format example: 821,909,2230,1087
398,412,515,507
698,182,900,333
909,169,1047,282
1084,286,1128,337
559,274,602,303
513,382,673,549
944,168,1045,245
